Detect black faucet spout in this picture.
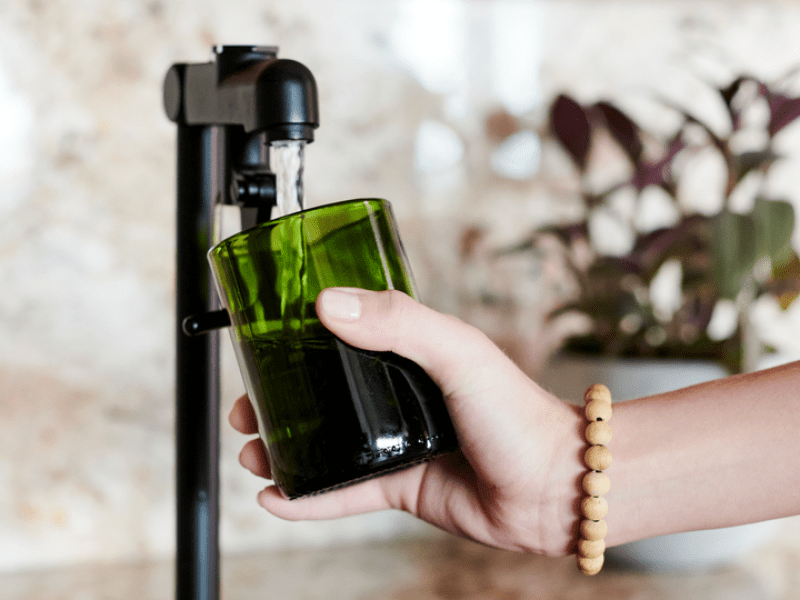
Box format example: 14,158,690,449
164,45,319,141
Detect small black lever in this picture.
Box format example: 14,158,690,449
182,309,232,336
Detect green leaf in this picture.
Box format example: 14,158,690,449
711,211,758,300
753,197,795,266
734,150,779,184
770,251,800,310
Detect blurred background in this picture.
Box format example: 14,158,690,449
2,0,800,586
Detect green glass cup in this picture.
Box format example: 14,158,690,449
209,198,458,498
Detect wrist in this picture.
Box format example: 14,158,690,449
535,399,587,557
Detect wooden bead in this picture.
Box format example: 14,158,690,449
578,554,604,575
578,538,605,559
585,399,612,422
581,495,609,520
584,384,611,405
580,518,608,541
586,421,612,445
578,383,613,576
584,445,612,471
582,471,611,496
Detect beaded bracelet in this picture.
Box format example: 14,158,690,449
577,383,612,576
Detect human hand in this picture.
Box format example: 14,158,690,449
229,288,584,556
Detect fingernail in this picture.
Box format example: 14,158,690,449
320,288,361,322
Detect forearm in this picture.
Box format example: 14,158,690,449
604,360,800,547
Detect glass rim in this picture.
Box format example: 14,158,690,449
211,197,391,252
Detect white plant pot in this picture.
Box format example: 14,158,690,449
540,354,783,571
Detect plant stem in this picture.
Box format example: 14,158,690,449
738,275,761,373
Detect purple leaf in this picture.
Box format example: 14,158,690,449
593,101,644,164
766,93,800,137
630,215,708,277
549,94,591,171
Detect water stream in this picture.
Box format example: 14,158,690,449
270,140,306,219
270,140,308,331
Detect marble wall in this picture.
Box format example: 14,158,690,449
2,0,800,572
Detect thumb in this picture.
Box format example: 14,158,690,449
315,287,504,398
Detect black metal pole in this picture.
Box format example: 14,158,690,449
165,47,319,600
175,123,220,600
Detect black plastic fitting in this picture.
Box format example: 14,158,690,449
164,45,319,140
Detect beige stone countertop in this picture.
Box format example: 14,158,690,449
2,533,799,600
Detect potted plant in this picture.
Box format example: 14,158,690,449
467,72,800,569
525,75,800,375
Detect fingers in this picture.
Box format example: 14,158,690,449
230,394,270,479
256,460,428,521
239,437,272,479
229,394,259,434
